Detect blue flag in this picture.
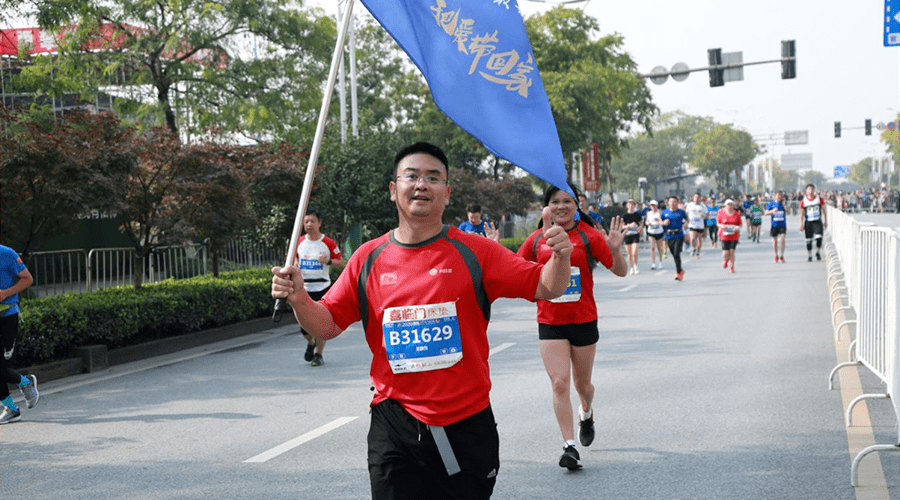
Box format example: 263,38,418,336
358,0,571,194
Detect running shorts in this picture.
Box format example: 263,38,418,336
368,399,499,500
624,234,640,245
721,240,739,251
804,220,824,241
300,286,330,337
538,321,599,347
770,227,786,237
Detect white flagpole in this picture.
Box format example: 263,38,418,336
273,0,355,321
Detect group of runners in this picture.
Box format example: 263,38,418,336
613,183,828,279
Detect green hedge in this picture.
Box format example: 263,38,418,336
16,268,273,367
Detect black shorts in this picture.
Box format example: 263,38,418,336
721,240,739,250
624,234,640,245
690,228,705,233
538,321,599,347
770,226,786,237
368,399,499,500
751,220,762,227
649,232,664,240
804,220,824,240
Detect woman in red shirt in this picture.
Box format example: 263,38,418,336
518,183,627,470
716,199,743,273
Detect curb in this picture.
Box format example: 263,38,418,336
19,317,280,384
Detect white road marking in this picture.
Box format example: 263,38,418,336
244,416,358,463
490,342,515,357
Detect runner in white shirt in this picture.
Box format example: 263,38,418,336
684,193,707,258
643,200,665,270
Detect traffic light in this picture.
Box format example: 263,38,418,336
834,121,841,138
781,40,796,79
707,48,724,87
865,119,872,136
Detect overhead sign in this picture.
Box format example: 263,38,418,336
834,165,850,178
784,130,809,145
887,0,900,46
781,153,813,170
723,51,744,82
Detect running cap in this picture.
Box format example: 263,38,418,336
649,200,658,205
725,199,735,205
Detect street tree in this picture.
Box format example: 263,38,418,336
849,157,874,188
19,0,335,142
692,124,758,189
525,6,656,200
0,107,132,259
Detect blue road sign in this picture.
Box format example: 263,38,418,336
834,165,850,178
887,0,900,46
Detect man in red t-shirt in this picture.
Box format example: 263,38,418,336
272,142,573,500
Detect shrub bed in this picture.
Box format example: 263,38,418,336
16,268,273,367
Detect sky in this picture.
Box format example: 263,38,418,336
313,0,900,179
5,0,897,179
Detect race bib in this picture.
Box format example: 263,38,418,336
723,228,736,236
691,216,703,227
648,224,663,235
550,267,582,304
299,257,323,271
773,211,785,222
382,302,463,374
806,205,821,221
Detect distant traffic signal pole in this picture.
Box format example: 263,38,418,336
642,40,796,87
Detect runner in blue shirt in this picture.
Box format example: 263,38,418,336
706,198,720,249
0,244,39,424
765,191,788,263
661,196,688,281
458,203,488,236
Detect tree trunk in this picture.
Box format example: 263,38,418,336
211,249,220,278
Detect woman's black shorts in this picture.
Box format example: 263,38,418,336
538,321,599,347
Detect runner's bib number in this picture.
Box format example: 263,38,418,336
550,267,581,304
299,257,323,271
382,302,463,374
805,205,821,221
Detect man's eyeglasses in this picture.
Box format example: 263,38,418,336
396,173,447,186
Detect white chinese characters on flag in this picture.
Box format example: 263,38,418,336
359,0,571,194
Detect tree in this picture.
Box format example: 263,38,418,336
0,107,132,258
525,7,656,199
881,114,900,178
801,170,825,188
611,112,716,197
20,0,335,142
849,157,874,188
443,169,537,225
691,124,758,189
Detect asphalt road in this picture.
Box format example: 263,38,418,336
1,220,893,500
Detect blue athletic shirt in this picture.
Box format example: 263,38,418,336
767,201,787,228
706,205,720,226
0,244,27,317
661,209,688,240
458,220,486,236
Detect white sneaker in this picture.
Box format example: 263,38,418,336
633,267,640,274
650,263,656,270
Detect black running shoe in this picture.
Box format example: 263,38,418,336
816,252,821,261
310,353,324,367
578,415,595,447
304,342,316,362
559,445,582,470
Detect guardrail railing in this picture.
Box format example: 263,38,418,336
825,207,900,486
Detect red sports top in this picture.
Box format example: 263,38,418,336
517,220,613,325
321,226,543,426
716,210,742,241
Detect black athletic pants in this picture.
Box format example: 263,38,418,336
0,314,22,400
667,237,684,273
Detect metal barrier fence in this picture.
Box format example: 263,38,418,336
826,207,900,486
25,239,278,297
